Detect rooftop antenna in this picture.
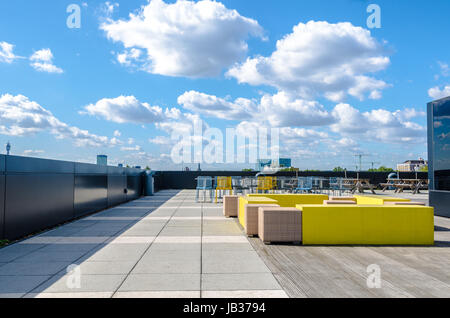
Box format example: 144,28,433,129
6,141,11,155
354,154,369,171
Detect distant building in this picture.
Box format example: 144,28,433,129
256,158,292,171
397,159,428,172
97,155,108,166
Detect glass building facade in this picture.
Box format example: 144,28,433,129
428,96,450,217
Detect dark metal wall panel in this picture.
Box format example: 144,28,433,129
430,190,450,218
0,155,5,172
127,175,142,200
154,171,428,190
75,162,107,174
6,155,74,174
4,174,74,240
0,175,5,240
108,175,127,207
74,175,108,218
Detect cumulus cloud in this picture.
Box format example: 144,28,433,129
23,149,44,156
81,95,166,124
227,21,390,102
428,85,450,100
0,41,21,63
177,90,334,127
0,94,109,147
101,0,263,78
331,103,426,143
29,49,63,74
259,92,334,127
177,90,257,121
438,61,449,77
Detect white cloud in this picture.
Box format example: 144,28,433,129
30,62,64,74
30,48,53,62
177,90,257,121
121,145,142,152
23,149,44,156
259,92,334,127
394,108,426,121
116,48,142,66
103,1,119,15
149,136,172,145
0,41,21,63
438,61,449,77
0,94,109,147
101,0,263,78
113,130,121,137
331,103,426,143
177,90,334,127
227,20,390,102
81,95,166,124
29,49,63,74
110,137,123,146
428,85,450,100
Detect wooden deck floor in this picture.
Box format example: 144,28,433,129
249,216,450,298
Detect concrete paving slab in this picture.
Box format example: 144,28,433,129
119,274,201,292
114,291,200,298
0,261,71,276
0,275,51,297
202,290,288,298
82,244,148,262
132,253,200,274
148,243,200,252
26,292,113,298
37,243,100,253
0,244,46,262
13,250,88,263
202,251,270,274
202,236,249,244
202,273,282,291
153,236,201,244
106,236,155,244
30,274,126,293
202,243,255,252
58,261,136,275
159,226,201,236
20,236,110,245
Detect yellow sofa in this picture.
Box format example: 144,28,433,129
246,194,328,207
353,195,411,205
296,204,434,246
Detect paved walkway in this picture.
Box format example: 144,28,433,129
0,190,287,298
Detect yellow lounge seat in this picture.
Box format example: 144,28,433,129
246,194,328,207
296,204,434,246
353,195,411,205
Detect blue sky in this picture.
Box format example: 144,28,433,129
0,0,449,170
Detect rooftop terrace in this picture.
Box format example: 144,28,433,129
0,190,449,298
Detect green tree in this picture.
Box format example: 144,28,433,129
368,166,394,172
333,166,345,172
418,165,428,172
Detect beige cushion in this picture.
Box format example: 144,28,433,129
245,204,279,236
324,200,357,205
223,195,239,217
258,207,302,243
384,201,426,206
